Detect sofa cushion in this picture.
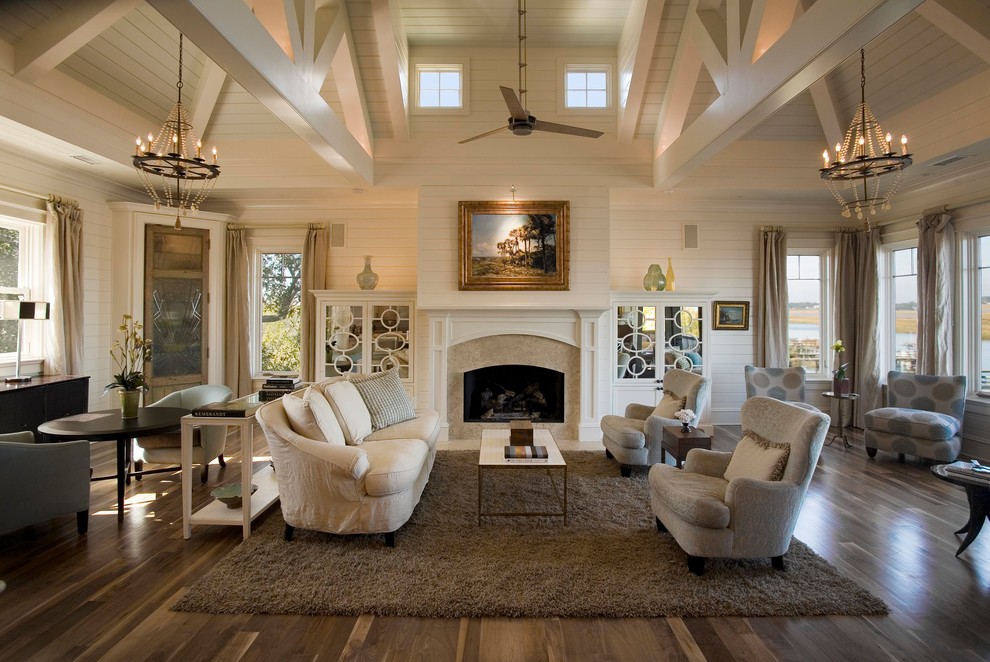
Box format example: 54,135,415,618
323,380,373,445
649,464,730,529
653,390,686,418
359,439,429,496
283,387,345,445
864,407,961,441
364,409,440,447
352,369,416,431
600,415,646,449
723,431,790,482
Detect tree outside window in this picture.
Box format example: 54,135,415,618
0,226,21,353
260,252,302,373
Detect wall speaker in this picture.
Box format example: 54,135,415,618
330,223,346,247
683,224,699,249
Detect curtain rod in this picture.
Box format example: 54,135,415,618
232,222,327,230
0,183,78,208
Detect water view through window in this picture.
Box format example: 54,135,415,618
891,247,918,373
787,255,822,372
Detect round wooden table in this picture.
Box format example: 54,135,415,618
822,391,859,450
38,407,189,522
931,463,990,556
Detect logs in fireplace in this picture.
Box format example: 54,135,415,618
462,364,565,423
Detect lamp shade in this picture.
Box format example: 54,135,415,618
0,300,50,320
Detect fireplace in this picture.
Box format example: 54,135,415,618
463,364,565,423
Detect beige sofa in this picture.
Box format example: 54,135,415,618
256,373,439,546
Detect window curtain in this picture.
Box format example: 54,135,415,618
834,226,881,427
916,207,954,375
224,226,252,396
300,224,329,382
756,226,788,367
44,196,83,376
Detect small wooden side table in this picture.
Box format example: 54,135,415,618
931,463,990,556
661,425,712,468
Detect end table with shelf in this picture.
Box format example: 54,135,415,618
181,393,279,540
822,391,859,450
661,425,712,468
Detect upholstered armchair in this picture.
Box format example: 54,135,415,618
135,384,233,482
0,431,90,534
744,365,806,402
649,397,829,575
864,371,966,463
600,369,712,477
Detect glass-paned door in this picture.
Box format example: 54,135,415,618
615,305,658,380
144,225,209,402
325,304,364,377
370,304,411,378
661,306,703,373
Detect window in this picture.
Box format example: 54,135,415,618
257,252,302,374
977,237,990,390
0,217,44,361
565,68,608,108
890,247,918,373
415,64,462,108
787,255,824,373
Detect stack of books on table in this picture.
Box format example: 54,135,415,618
503,445,550,462
259,377,302,401
945,460,990,484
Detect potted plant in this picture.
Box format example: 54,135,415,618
104,314,153,418
831,340,850,396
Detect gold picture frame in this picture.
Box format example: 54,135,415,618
458,200,569,291
713,301,750,330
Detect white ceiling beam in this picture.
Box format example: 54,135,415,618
809,78,844,150
617,0,666,143
690,12,728,93
371,0,409,142
313,5,346,89
654,0,923,189
148,0,373,186
189,60,227,142
281,0,305,62
329,8,372,154
653,28,703,158
13,0,140,83
916,0,990,65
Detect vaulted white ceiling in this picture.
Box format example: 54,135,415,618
0,0,988,213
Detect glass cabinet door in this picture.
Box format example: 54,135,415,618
615,303,705,380
325,304,364,377
370,304,411,379
615,305,658,380
660,306,703,374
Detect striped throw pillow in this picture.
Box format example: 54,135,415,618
352,369,416,430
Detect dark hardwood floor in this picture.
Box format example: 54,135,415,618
1,425,988,661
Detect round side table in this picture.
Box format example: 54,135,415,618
931,463,990,556
822,391,859,450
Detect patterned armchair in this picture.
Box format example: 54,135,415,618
864,371,966,462
743,365,806,402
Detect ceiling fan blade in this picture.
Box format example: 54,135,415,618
500,86,529,122
532,119,604,139
458,125,511,144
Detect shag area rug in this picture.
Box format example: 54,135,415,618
174,450,888,618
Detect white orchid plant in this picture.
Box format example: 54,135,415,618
674,409,695,425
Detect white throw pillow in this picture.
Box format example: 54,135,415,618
723,432,790,482
323,380,373,445
653,390,686,419
282,387,345,446
352,369,416,430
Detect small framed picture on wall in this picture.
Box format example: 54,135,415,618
713,301,750,330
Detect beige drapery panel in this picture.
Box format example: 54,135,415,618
834,226,881,427
916,208,954,375
224,226,252,396
44,197,83,375
757,226,788,367
300,225,329,382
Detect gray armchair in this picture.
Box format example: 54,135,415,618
744,365,806,402
135,384,233,482
600,369,711,476
864,371,966,462
649,397,829,575
0,431,90,534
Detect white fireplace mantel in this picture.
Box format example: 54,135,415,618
424,306,609,441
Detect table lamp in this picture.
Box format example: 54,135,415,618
1,299,50,383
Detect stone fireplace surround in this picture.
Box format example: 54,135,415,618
425,307,607,441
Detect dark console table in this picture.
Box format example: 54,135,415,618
0,374,90,442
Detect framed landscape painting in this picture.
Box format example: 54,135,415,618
713,301,750,330
458,200,570,291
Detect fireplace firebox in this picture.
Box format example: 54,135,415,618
463,364,565,423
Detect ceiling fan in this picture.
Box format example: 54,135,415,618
458,0,604,144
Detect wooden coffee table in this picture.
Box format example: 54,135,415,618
661,425,712,468
478,428,567,525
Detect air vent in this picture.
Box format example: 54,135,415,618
330,223,345,248
70,155,100,165
931,155,968,167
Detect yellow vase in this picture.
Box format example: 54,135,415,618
119,390,141,419
665,257,676,292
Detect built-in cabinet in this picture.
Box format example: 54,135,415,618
312,291,415,393
610,293,714,416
